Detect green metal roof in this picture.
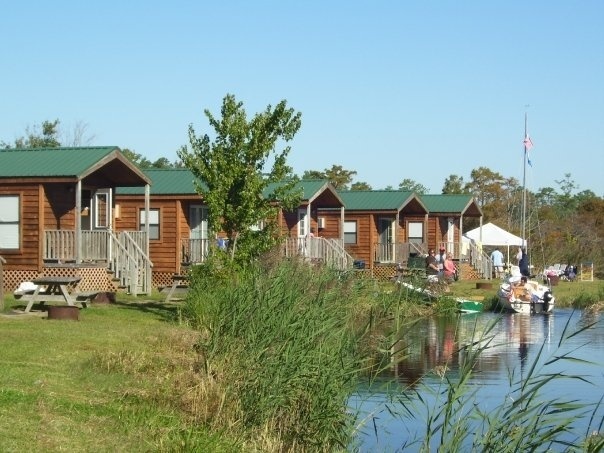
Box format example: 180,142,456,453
419,194,479,214
0,146,120,178
338,190,418,211
264,179,342,203
116,168,206,195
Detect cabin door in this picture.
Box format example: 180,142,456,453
378,217,395,262
189,205,209,262
297,209,309,238
80,189,92,230
92,189,112,231
447,217,455,255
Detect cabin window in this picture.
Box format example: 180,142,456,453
0,195,20,249
344,221,357,244
408,221,424,243
139,208,160,240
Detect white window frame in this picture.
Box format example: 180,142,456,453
344,220,357,244
408,221,424,243
0,195,20,250
139,208,160,240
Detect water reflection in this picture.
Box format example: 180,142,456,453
353,309,604,451
387,313,555,386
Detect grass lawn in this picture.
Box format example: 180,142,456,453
0,275,601,452
448,277,604,309
0,294,239,453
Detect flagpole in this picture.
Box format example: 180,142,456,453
522,112,528,249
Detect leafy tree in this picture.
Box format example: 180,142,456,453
7,120,62,148
302,165,357,190
302,170,327,180
1,119,95,149
178,94,302,262
122,148,153,168
350,181,372,191
398,178,428,194
442,175,468,194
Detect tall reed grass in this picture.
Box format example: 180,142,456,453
181,259,369,451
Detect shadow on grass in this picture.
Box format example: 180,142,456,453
110,299,182,322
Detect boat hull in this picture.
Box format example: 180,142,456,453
457,299,483,313
497,281,554,314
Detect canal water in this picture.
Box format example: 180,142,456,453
349,308,604,452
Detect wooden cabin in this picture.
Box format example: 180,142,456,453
419,194,482,258
115,175,353,290
115,168,207,290
273,180,352,269
419,194,484,278
325,190,430,274
0,147,152,295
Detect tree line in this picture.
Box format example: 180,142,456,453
3,101,603,276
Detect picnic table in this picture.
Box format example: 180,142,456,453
164,274,189,303
24,276,82,313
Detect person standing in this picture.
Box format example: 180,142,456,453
425,249,440,276
436,247,446,276
519,248,530,277
443,253,457,282
491,247,504,278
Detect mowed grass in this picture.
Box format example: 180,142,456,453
0,296,238,453
446,278,604,309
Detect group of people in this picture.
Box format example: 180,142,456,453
490,246,530,279
426,247,457,282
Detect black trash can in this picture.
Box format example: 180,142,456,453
353,260,365,269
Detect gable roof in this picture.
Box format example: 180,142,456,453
116,168,207,195
338,190,427,213
419,194,482,216
265,179,344,206
0,146,150,186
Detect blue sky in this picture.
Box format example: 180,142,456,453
2,1,603,196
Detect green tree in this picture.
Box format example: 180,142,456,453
6,120,62,148
398,178,428,194
350,181,372,191
442,174,468,194
302,165,357,190
178,94,302,262
122,148,153,168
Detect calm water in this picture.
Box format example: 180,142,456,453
349,309,604,452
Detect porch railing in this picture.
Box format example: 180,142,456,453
374,242,428,265
44,230,153,295
282,237,353,270
180,238,211,264
462,241,493,279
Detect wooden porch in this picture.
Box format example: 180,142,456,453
44,230,153,295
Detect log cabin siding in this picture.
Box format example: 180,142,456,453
115,197,184,274
44,184,76,230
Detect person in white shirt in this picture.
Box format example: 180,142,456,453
491,247,505,278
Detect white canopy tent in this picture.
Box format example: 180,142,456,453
463,222,524,266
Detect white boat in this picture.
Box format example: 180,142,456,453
497,266,554,314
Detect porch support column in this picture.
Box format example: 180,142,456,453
340,206,344,241
424,213,428,248
144,184,150,253
459,215,464,259
395,211,400,262
75,180,82,264
306,203,311,234
144,184,151,295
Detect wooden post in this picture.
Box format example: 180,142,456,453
0,255,6,311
